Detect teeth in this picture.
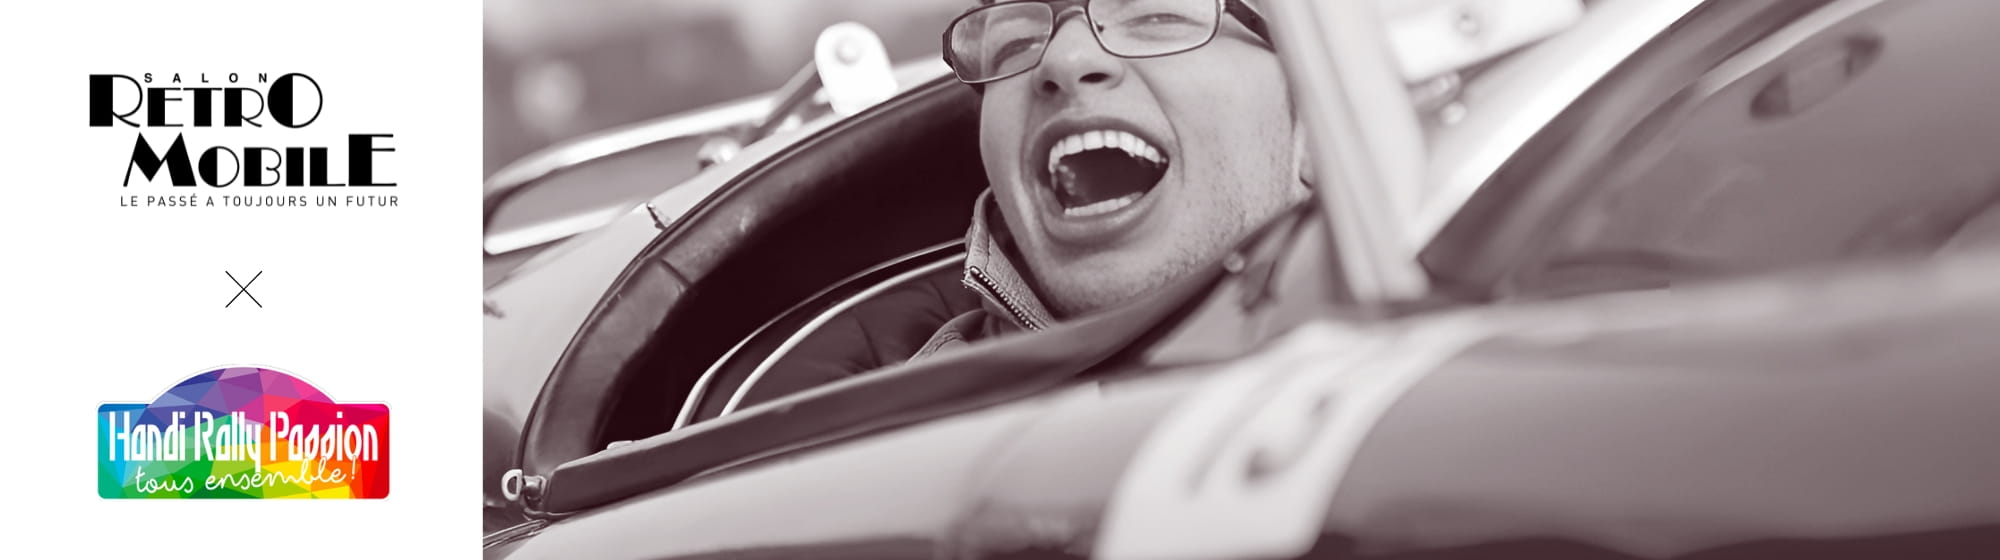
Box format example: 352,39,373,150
1045,128,1168,176
1063,193,1144,217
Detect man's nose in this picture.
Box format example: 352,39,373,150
1032,16,1125,97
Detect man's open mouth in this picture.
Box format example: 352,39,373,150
1043,129,1170,218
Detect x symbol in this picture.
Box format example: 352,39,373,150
226,271,263,308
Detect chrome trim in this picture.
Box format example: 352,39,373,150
673,329,739,429
500,468,524,502
673,242,964,430
718,253,966,416
1415,0,1709,245
481,519,551,550
481,60,954,259
484,60,951,197
485,95,773,197
481,108,842,292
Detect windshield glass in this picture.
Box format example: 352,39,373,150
1480,1,2000,300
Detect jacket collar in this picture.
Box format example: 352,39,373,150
961,189,1057,331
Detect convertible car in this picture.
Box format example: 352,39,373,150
484,0,2000,557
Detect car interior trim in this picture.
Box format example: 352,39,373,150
719,252,966,417
533,253,1226,514
672,242,965,430
518,73,985,477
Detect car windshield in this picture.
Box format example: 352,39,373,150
1483,1,2000,300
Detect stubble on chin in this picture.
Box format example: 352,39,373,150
1029,177,1302,318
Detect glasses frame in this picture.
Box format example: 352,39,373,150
942,0,1271,87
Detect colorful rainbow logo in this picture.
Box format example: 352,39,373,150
97,366,389,499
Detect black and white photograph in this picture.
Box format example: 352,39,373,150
479,0,2000,558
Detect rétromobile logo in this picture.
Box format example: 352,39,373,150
97,366,389,499
91,71,401,210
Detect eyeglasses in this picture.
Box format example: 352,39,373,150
942,0,1271,86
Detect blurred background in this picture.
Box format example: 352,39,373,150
484,0,969,178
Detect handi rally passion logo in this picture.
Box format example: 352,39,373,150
98,366,389,499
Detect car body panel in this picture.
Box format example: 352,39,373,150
487,248,2000,559
484,69,978,525
1329,265,2000,558
481,90,859,518
505,398,1040,559
509,76,983,484
482,119,820,428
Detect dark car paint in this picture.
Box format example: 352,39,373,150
481,69,981,531
527,238,1228,514
488,249,2000,559
1323,255,2000,558
513,78,985,479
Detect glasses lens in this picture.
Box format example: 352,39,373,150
1089,0,1220,57
949,3,1055,83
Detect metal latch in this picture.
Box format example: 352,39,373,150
500,468,547,508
